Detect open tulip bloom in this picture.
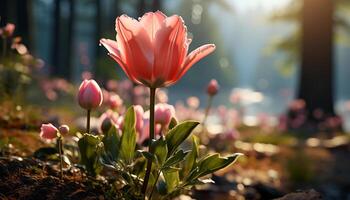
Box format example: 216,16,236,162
100,11,216,88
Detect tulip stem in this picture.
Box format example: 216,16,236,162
86,109,91,134
58,136,63,180
142,87,156,196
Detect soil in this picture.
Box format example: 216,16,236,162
0,156,109,200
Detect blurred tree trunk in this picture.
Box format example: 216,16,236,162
296,0,341,131
16,0,30,46
0,0,9,26
0,0,31,46
95,0,101,75
51,0,61,75
65,0,75,79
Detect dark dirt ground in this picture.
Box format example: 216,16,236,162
0,156,109,200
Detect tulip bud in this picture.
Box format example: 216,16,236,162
58,125,70,135
154,103,175,126
207,79,219,96
78,79,103,110
40,123,58,140
134,105,144,134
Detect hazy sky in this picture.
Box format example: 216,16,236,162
233,0,290,12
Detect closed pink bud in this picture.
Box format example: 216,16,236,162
58,125,70,135
154,103,175,126
40,123,58,140
207,79,219,96
78,79,103,110
134,105,144,134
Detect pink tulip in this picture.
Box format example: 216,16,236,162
58,125,70,135
222,129,240,141
207,79,219,96
40,123,58,140
100,11,216,88
78,79,103,110
154,103,175,126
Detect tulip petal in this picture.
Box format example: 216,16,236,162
153,15,188,86
100,38,141,84
116,15,154,85
140,11,166,42
168,44,216,85
99,39,119,57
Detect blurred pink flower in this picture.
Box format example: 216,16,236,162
58,125,70,135
100,11,215,88
116,116,124,130
154,103,176,126
100,110,119,125
134,105,145,134
207,79,219,96
78,79,103,110
187,96,200,109
221,128,240,141
109,93,123,109
139,118,162,144
40,123,58,140
156,89,169,103
288,99,306,111
81,71,92,80
106,80,118,91
0,23,15,38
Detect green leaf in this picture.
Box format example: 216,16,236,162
152,136,168,166
102,125,120,161
182,136,199,178
157,179,168,196
163,150,189,169
137,150,156,162
164,170,180,193
166,121,199,155
188,153,242,181
120,106,137,163
78,134,103,176
168,117,178,130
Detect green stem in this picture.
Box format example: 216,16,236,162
58,137,63,180
149,170,161,200
86,109,91,134
142,87,156,196
202,95,213,126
